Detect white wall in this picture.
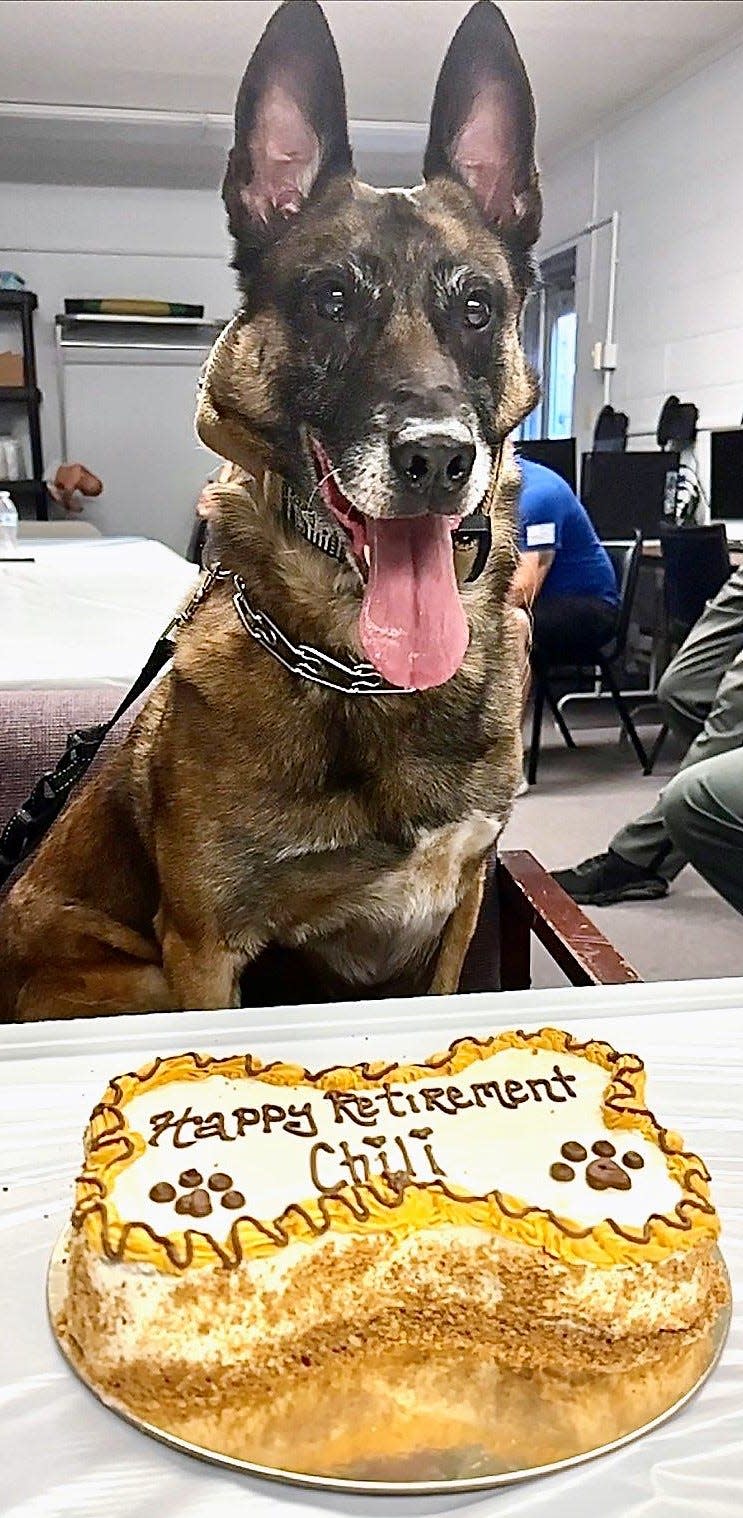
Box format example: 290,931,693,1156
1,182,238,545
538,39,743,469
5,34,743,540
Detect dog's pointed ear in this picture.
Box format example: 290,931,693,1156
223,0,352,248
424,0,541,249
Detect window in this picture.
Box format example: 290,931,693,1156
547,307,576,438
517,247,576,441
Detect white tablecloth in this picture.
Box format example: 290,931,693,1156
1,978,741,1518
1,537,198,688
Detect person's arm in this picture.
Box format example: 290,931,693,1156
508,548,555,610
48,463,103,514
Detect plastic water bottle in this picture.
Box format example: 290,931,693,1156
0,490,18,555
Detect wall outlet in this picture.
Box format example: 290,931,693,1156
591,339,618,372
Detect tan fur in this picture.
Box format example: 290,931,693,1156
0,447,526,1021
1,106,540,1022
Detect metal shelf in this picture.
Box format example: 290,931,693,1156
0,385,40,402
54,313,226,356
0,289,37,312
59,313,219,326
53,311,226,458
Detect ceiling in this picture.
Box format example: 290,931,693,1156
1,0,743,188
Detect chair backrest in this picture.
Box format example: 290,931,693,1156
603,530,643,658
659,522,731,633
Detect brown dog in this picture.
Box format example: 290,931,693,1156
0,0,541,1020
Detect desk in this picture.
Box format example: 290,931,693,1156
1,978,740,1517
641,538,743,567
0,536,198,689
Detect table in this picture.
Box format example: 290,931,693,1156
0,536,198,689
642,539,743,566
1,978,741,1517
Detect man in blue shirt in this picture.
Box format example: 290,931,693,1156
509,458,619,659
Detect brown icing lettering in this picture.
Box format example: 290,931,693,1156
363,1135,387,1149
446,1085,474,1111
148,1110,176,1148
340,1141,375,1184
149,1102,321,1148
393,1136,415,1176
284,1101,318,1139
234,1106,260,1133
405,1091,420,1114
470,1079,518,1111
504,1079,528,1105
194,1112,233,1142
309,1141,344,1195
423,1142,446,1177
526,1076,562,1103
408,1126,433,1140
420,1086,459,1115
381,1087,408,1119
324,1090,380,1127
551,1065,578,1099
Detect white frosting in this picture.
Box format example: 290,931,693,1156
84,1225,506,1365
110,1046,683,1241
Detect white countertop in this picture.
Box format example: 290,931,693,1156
0,536,198,688
1,977,741,1517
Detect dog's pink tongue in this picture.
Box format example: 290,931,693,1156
359,515,469,690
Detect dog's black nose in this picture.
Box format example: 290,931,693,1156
390,433,475,502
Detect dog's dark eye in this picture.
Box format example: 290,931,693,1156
313,282,348,322
463,290,492,329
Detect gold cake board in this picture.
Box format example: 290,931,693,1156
48,1229,731,1496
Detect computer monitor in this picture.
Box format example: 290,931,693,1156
515,437,577,493
710,429,743,521
580,451,679,539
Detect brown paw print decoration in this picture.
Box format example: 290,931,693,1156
149,1169,246,1218
550,1139,644,1192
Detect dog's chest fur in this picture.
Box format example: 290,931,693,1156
300,810,500,985
143,459,522,996
162,593,518,989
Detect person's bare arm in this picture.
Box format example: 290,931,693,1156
48,463,103,514
507,549,555,611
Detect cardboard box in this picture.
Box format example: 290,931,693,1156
0,352,25,387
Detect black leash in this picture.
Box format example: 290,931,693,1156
0,638,173,891
0,564,227,891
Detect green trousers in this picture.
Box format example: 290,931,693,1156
611,566,743,882
662,748,743,915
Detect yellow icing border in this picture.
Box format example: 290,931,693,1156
73,1027,719,1274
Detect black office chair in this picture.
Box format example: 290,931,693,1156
186,513,208,565
645,522,732,771
528,531,650,784
593,404,628,453
659,521,731,633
